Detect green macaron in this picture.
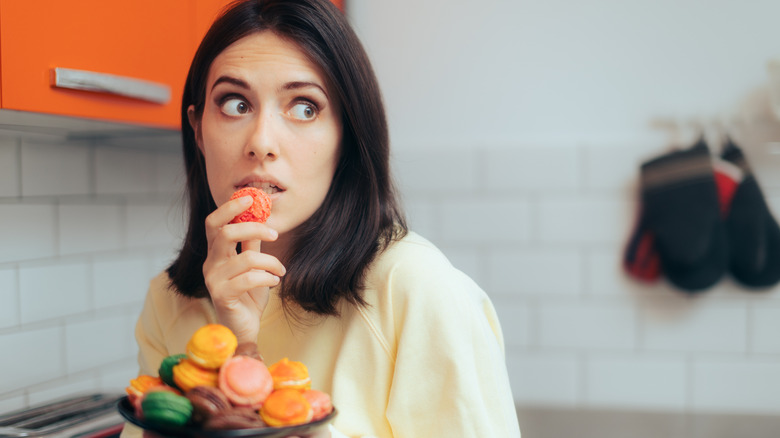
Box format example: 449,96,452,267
158,353,187,389
141,391,193,427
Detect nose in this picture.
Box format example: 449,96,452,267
245,110,280,160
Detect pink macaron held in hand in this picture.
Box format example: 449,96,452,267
218,356,274,409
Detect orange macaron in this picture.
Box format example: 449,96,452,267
125,375,164,403
229,187,272,224
260,388,313,427
186,324,238,370
267,357,311,390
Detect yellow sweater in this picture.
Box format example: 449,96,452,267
125,231,520,437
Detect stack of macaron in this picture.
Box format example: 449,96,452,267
125,323,333,430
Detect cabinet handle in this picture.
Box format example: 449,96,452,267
50,67,171,105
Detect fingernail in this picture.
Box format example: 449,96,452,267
270,229,278,239
240,196,253,205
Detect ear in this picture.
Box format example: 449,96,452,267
187,105,204,153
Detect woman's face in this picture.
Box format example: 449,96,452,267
190,31,342,238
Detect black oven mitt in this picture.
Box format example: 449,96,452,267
721,139,780,288
640,138,728,292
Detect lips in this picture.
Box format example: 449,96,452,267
235,177,284,195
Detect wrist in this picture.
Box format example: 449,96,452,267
213,312,259,344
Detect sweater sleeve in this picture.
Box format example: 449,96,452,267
135,272,174,377
384,251,520,437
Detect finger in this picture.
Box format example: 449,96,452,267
205,196,253,241
247,285,270,309
226,269,281,292
220,222,278,244
207,266,278,305
241,239,261,254
210,222,277,256
221,251,287,280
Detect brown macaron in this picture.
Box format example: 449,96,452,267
185,386,231,425
203,407,267,430
234,342,264,362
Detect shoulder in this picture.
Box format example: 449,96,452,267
366,231,486,310
145,271,196,311
361,231,506,356
140,270,215,335
370,231,461,280
136,271,215,375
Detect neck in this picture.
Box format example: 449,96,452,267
260,232,292,264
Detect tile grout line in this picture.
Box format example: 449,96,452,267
15,138,22,198
53,199,61,257
13,264,21,328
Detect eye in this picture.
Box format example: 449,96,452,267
220,97,250,116
289,102,318,121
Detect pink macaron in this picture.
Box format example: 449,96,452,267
218,356,273,409
302,389,333,421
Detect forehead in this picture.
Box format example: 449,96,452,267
208,31,324,85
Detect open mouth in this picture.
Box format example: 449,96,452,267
238,182,282,195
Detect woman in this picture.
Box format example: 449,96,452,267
126,0,520,437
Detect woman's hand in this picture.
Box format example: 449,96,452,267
202,195,286,343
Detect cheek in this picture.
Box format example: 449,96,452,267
200,141,238,205
308,147,340,187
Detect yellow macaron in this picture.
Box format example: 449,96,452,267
173,358,219,392
186,324,238,370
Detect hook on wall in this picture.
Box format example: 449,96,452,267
650,114,750,153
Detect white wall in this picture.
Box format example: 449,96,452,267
350,0,780,414
0,133,183,412
350,0,780,148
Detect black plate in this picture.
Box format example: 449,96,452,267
117,396,336,438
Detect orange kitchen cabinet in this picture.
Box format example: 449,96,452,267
0,0,345,131
194,0,234,49
0,0,196,129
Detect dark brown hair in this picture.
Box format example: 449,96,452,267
167,0,407,315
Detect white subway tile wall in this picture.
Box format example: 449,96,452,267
0,138,19,197
0,326,64,393
64,315,137,374
394,144,780,416
0,268,19,329
692,359,780,412
0,132,183,412
0,205,57,263
751,306,780,354
3,135,780,418
94,147,157,195
58,204,123,255
19,262,91,324
584,354,688,410
506,351,580,406
20,140,91,197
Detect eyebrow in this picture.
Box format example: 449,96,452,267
211,75,250,91
211,76,329,99
283,81,328,98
